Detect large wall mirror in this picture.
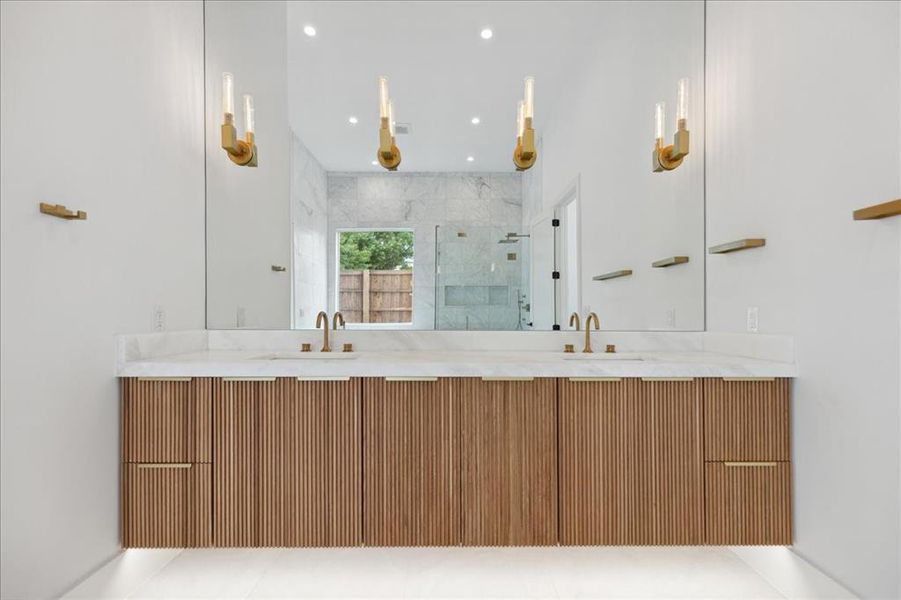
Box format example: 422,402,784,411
205,0,705,331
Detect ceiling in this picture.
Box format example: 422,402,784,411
286,1,605,172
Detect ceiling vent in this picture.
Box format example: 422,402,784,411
393,122,412,135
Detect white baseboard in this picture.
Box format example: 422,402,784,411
729,546,858,599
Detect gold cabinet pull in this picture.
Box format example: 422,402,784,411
724,462,778,468
136,463,192,469
481,377,534,382
385,376,438,382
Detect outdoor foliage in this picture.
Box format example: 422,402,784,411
339,231,414,271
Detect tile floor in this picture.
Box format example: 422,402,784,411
62,546,856,600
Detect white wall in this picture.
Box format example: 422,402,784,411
706,2,901,598
205,0,291,329
0,2,205,598
538,1,706,331
291,133,328,328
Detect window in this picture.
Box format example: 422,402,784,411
337,230,414,324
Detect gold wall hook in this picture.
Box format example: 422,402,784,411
39,203,86,220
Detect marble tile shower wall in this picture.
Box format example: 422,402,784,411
326,172,523,329
290,133,328,328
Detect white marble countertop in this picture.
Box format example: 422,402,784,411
117,349,796,378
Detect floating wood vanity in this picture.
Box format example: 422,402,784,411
121,375,791,548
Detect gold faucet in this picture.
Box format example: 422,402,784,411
316,311,331,352
332,311,345,330
583,312,600,353
569,312,581,330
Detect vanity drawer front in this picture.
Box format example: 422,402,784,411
703,379,790,461
122,462,211,548
704,461,791,545
122,378,211,463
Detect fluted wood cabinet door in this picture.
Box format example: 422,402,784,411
213,378,362,547
122,378,211,463
122,463,211,548
703,379,790,461
459,378,557,546
559,378,703,545
363,378,460,546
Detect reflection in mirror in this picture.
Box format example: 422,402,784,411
205,1,705,331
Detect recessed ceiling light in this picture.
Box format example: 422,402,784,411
371,160,378,166
466,156,475,162
348,116,358,125
471,117,480,125
480,28,493,40
303,24,317,37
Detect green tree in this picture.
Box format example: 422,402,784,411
340,231,413,271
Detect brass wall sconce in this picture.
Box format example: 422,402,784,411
513,76,537,171
653,78,690,172
376,76,401,170
220,72,257,167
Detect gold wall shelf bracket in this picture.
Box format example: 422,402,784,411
593,269,633,281
853,199,901,220
708,239,766,254
652,256,689,268
39,203,86,220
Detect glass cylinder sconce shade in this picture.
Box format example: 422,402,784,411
523,76,535,120
654,102,665,142
378,76,390,120
677,78,689,125
243,94,255,134
222,72,234,116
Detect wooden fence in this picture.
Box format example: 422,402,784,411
338,270,413,323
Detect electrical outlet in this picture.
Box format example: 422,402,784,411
747,306,759,333
152,305,166,332
666,308,676,329
236,306,246,328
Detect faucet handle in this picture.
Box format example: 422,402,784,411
301,343,312,352
564,343,575,353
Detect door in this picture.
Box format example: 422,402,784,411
459,378,557,546
559,378,703,544
363,378,460,546
213,377,361,547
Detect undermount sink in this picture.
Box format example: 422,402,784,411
562,353,644,361
251,352,360,360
